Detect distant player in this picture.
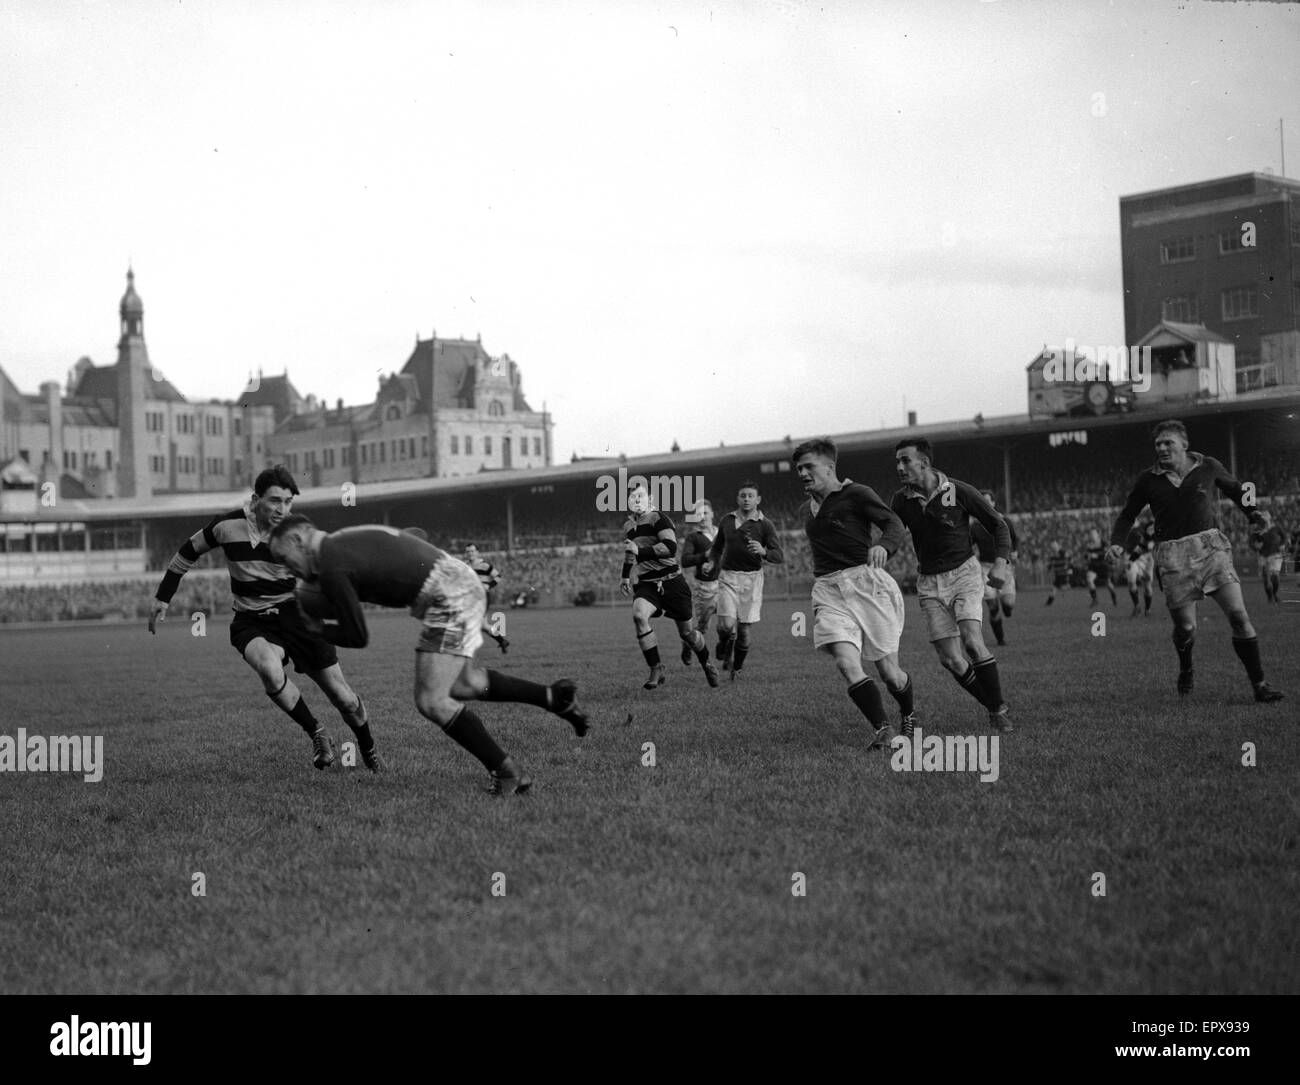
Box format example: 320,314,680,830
678,499,719,666
270,517,589,796
1108,419,1283,703
1124,514,1156,617
1083,528,1117,608
1249,511,1289,605
794,438,915,746
703,480,784,679
971,489,1017,646
465,543,509,652
892,439,1014,731
620,487,719,690
1044,541,1071,605
148,465,379,772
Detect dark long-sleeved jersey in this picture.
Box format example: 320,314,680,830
802,481,905,577
680,527,720,582
891,473,1011,575
1110,453,1261,546
312,525,451,648
1125,521,1157,561
155,504,294,613
1252,524,1289,558
971,516,1018,563
707,512,783,573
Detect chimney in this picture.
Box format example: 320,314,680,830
907,411,917,427
42,380,64,485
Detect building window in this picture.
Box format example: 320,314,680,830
361,445,368,465
1221,286,1259,321
106,450,113,470
1234,351,1278,394
1219,230,1251,254
465,436,472,455
485,436,493,456
234,457,242,477
489,400,505,417
1161,295,1200,323
385,404,402,421
1159,236,1196,264
233,417,242,437
177,414,193,434
379,442,386,463
451,435,459,455
146,411,164,433
533,437,541,457
421,435,428,458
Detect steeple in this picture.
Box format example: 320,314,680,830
119,266,144,341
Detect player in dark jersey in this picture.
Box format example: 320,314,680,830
1044,541,1071,605
1124,515,1156,616
1109,419,1282,703
149,466,378,772
268,516,589,796
971,489,1017,646
1249,511,1289,604
1083,528,1117,608
794,438,915,747
678,499,719,666
620,486,719,690
703,481,784,679
892,438,1014,732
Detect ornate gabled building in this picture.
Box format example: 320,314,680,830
0,269,277,500
265,332,553,487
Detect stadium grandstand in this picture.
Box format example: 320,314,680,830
3,388,1298,624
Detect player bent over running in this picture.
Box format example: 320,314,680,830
794,439,916,748
149,465,378,772
892,439,1014,732
620,487,719,690
1124,514,1156,617
972,489,1017,646
704,480,784,680
270,517,590,796
1109,419,1283,704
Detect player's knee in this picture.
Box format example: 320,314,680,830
1227,610,1252,635
451,668,487,699
414,690,456,726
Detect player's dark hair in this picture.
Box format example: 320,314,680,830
737,479,760,495
895,438,933,465
254,464,300,497
791,438,837,466
1152,418,1188,443
269,513,315,543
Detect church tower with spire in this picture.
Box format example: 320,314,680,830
114,267,152,498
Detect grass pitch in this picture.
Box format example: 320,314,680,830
0,587,1296,994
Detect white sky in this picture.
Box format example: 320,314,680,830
1,0,1296,460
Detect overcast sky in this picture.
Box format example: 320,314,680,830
1,0,1296,461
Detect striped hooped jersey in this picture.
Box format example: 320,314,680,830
156,505,296,613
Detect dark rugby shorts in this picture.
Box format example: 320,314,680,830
230,602,339,673
633,573,693,623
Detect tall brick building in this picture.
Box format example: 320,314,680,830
1120,172,1300,393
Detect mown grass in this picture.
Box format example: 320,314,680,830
0,585,1295,993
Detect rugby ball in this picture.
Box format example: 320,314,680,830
295,579,338,623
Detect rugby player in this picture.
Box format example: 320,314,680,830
1108,419,1283,702
148,466,379,772
465,543,510,652
1124,514,1156,617
1084,528,1118,608
678,499,720,666
971,489,1017,646
703,481,784,679
892,439,1014,731
269,517,590,796
794,438,915,746
1044,541,1071,605
620,487,719,690
1249,511,1289,605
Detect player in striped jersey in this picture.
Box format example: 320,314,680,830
678,499,720,666
1083,528,1118,608
148,466,379,771
620,487,720,690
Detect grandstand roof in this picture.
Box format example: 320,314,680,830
9,389,1298,524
